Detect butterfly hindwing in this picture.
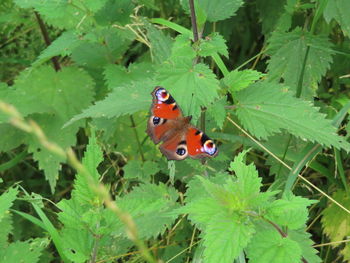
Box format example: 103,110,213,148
147,86,218,160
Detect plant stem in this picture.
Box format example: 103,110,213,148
189,0,199,42
34,11,61,71
130,115,145,162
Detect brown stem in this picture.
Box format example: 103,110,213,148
189,0,199,42
34,11,61,71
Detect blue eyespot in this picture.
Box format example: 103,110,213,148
176,148,186,156
153,116,161,125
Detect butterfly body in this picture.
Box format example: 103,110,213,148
147,86,218,160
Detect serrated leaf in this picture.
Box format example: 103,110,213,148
4,66,95,120
0,124,26,152
65,81,152,126
0,187,18,222
0,214,12,248
224,69,265,92
203,213,255,263
95,0,134,26
267,28,334,98
116,183,180,239
157,61,219,120
246,227,302,263
123,160,160,181
0,239,45,263
324,0,350,37
32,31,80,67
322,190,350,242
265,191,316,229
72,131,103,205
181,0,244,22
206,98,227,129
145,20,173,64
234,81,350,151
199,32,228,58
288,229,322,263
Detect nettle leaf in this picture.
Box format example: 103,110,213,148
267,28,334,99
206,97,227,129
6,66,95,120
181,0,244,22
104,63,156,90
72,131,103,205
145,20,173,64
0,239,45,263
0,187,18,222
324,0,350,37
234,81,350,151
256,0,289,34
0,214,12,249
14,0,95,30
265,191,316,229
246,226,302,263
202,212,255,263
123,160,160,181
0,124,26,152
95,0,134,26
157,59,220,120
66,81,152,126
116,183,180,239
322,190,350,242
32,31,80,67
288,229,322,263
224,69,265,92
199,32,228,58
27,114,82,192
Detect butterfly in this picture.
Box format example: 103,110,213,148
147,86,218,160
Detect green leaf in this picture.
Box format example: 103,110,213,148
32,30,80,67
3,66,95,121
72,131,104,205
202,213,255,263
0,187,18,222
0,124,26,152
206,97,227,129
65,81,152,126
234,81,350,151
246,226,302,263
95,0,134,26
145,20,173,64
288,229,322,263
123,160,160,181
116,183,180,239
265,191,316,229
0,239,45,263
157,61,220,120
224,69,265,92
198,32,228,58
267,28,334,99
0,213,12,248
181,0,244,22
324,0,350,37
322,190,350,242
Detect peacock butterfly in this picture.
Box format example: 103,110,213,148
147,86,218,160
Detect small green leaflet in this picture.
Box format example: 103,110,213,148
181,0,244,22
0,240,46,263
0,187,18,222
234,81,350,151
324,0,350,37
224,69,265,92
71,131,104,205
246,227,302,263
288,230,322,263
265,191,317,229
267,28,334,99
198,32,228,58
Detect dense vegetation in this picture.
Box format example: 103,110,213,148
0,0,350,262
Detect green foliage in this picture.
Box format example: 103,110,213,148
322,190,350,261
1,0,349,262
234,81,350,151
267,28,334,99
